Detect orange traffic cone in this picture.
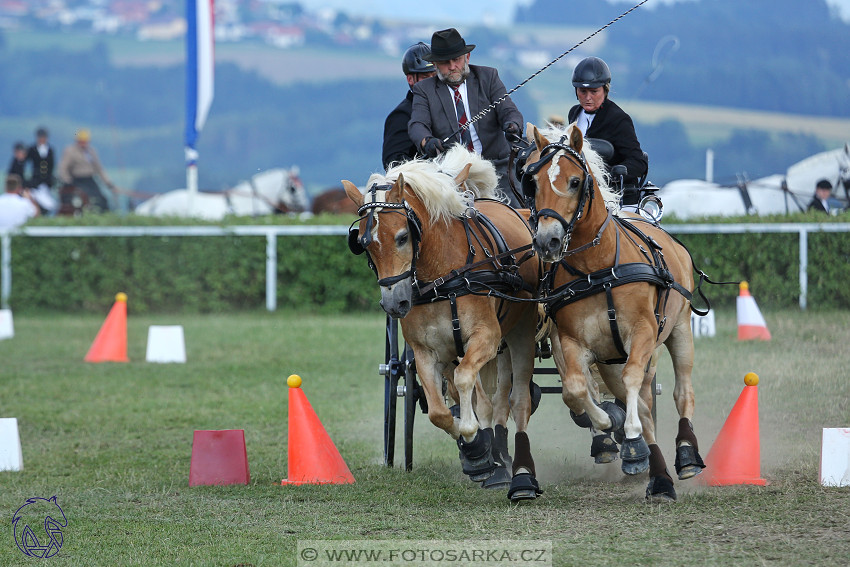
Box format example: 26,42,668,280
84,292,129,362
701,372,767,486
737,281,771,341
189,429,250,486
281,374,355,485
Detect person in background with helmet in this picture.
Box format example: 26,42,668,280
58,128,115,212
382,42,436,170
568,56,647,188
26,126,59,215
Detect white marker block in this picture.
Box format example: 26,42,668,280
0,418,23,471
0,309,13,340
146,325,187,363
690,309,716,338
820,428,850,487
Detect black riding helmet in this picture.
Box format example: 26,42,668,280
572,56,611,89
402,42,435,75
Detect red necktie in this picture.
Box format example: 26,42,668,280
452,87,474,151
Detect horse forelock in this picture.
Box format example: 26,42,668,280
377,157,474,224
534,124,620,213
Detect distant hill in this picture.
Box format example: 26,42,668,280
516,0,850,116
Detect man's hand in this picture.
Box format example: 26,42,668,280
423,137,444,158
503,122,521,136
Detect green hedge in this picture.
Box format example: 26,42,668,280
6,213,850,313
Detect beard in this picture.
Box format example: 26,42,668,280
437,62,470,88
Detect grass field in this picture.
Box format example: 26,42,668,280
1,308,849,566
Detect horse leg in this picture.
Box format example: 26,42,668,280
558,337,625,441
639,353,677,502
453,325,500,482
481,349,514,490
410,349,458,439
618,325,656,476
666,313,705,480
503,309,543,501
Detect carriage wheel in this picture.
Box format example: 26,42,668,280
381,315,403,467
403,344,417,471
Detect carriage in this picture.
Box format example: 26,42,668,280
347,127,710,501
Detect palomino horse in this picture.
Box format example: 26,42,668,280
522,123,705,502
344,147,544,500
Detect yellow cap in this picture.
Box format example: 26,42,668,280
740,281,749,292
115,292,128,303
744,372,759,386
76,129,91,142
287,374,302,388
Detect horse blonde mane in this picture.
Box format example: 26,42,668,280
366,146,501,224
534,123,621,213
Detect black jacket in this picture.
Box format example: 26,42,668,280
382,91,418,170
26,144,56,188
569,98,647,186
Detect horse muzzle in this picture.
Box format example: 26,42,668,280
533,222,567,263
379,279,413,319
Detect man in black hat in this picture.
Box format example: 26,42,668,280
25,126,58,214
408,28,523,199
382,42,436,170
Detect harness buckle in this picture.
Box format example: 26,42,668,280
608,307,616,322
433,276,445,288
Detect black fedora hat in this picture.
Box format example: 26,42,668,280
423,28,475,62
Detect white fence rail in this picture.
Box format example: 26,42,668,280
3,223,850,311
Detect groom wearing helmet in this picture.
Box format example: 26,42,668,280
382,42,436,170
567,56,647,188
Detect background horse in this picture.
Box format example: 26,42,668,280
523,122,704,502
344,147,545,500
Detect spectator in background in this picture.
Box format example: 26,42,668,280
26,126,58,215
58,129,115,212
808,179,842,215
8,142,27,178
382,42,436,170
0,174,40,230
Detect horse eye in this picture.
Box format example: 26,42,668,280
570,177,581,190
396,232,409,247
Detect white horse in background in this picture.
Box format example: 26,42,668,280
135,167,310,220
658,143,850,219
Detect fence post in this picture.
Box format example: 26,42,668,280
799,228,808,310
1,234,10,309
266,232,277,312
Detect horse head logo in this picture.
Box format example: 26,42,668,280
12,496,67,558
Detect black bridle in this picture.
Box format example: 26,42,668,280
522,137,599,256
347,182,423,287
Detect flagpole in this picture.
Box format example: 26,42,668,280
185,0,214,216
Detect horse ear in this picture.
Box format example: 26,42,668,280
387,173,404,201
342,180,363,207
568,124,583,153
531,124,549,152
453,163,472,186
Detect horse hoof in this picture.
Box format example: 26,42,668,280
645,475,677,503
507,473,542,501
675,444,706,480
620,435,650,475
590,433,619,464
600,401,626,434
481,465,512,490
458,428,496,481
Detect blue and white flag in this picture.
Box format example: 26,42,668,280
185,0,215,164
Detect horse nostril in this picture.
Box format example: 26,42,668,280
547,237,561,253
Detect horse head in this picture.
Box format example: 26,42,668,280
343,174,420,318
522,123,594,262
